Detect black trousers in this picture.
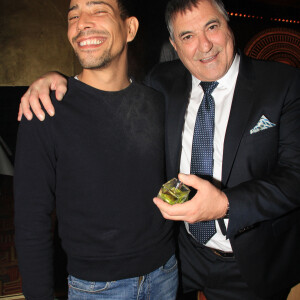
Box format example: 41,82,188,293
177,225,290,300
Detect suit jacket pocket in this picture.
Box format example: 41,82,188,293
244,126,277,144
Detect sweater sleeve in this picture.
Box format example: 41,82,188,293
14,115,56,300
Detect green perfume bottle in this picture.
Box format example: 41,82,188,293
158,178,190,205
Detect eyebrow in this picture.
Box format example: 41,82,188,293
68,1,114,13
179,30,192,38
206,18,220,27
178,18,220,38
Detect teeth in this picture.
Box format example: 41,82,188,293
201,55,216,62
79,39,103,46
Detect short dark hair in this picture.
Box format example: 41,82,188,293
117,0,137,20
165,0,229,39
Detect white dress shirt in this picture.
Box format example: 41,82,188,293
180,54,240,251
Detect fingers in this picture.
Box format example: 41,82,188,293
20,89,33,121
18,72,67,122
154,175,226,222
28,88,47,121
19,87,53,121
153,197,194,222
178,173,203,189
49,72,67,101
54,83,67,101
17,103,24,121
179,174,229,219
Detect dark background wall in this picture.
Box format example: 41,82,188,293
0,0,77,86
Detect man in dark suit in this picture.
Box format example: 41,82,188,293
18,0,300,299
147,0,300,299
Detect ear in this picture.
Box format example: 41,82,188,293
169,36,177,52
126,16,139,42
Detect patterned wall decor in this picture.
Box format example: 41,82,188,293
244,27,300,68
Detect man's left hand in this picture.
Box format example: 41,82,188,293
153,174,229,223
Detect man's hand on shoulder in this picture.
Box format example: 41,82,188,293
153,174,229,223
18,71,68,121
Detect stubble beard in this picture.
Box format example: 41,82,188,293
75,49,113,70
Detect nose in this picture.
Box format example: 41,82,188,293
197,33,213,53
77,12,94,31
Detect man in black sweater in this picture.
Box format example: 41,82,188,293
14,1,177,299
18,0,300,299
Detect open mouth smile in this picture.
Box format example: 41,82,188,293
198,53,218,63
79,38,104,46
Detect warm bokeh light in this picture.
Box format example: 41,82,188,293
227,11,299,24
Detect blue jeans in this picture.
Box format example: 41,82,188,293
68,254,178,300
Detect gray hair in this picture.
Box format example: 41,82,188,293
165,0,229,40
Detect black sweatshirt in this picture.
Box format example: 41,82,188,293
14,78,175,300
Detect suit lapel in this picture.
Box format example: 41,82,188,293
166,66,192,177
222,55,255,186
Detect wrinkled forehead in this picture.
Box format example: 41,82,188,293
69,0,119,11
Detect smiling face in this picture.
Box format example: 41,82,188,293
169,0,235,82
67,0,137,70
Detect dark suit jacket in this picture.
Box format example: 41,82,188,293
145,52,300,298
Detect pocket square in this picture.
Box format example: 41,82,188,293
250,115,276,134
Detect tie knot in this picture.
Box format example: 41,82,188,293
200,81,218,94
